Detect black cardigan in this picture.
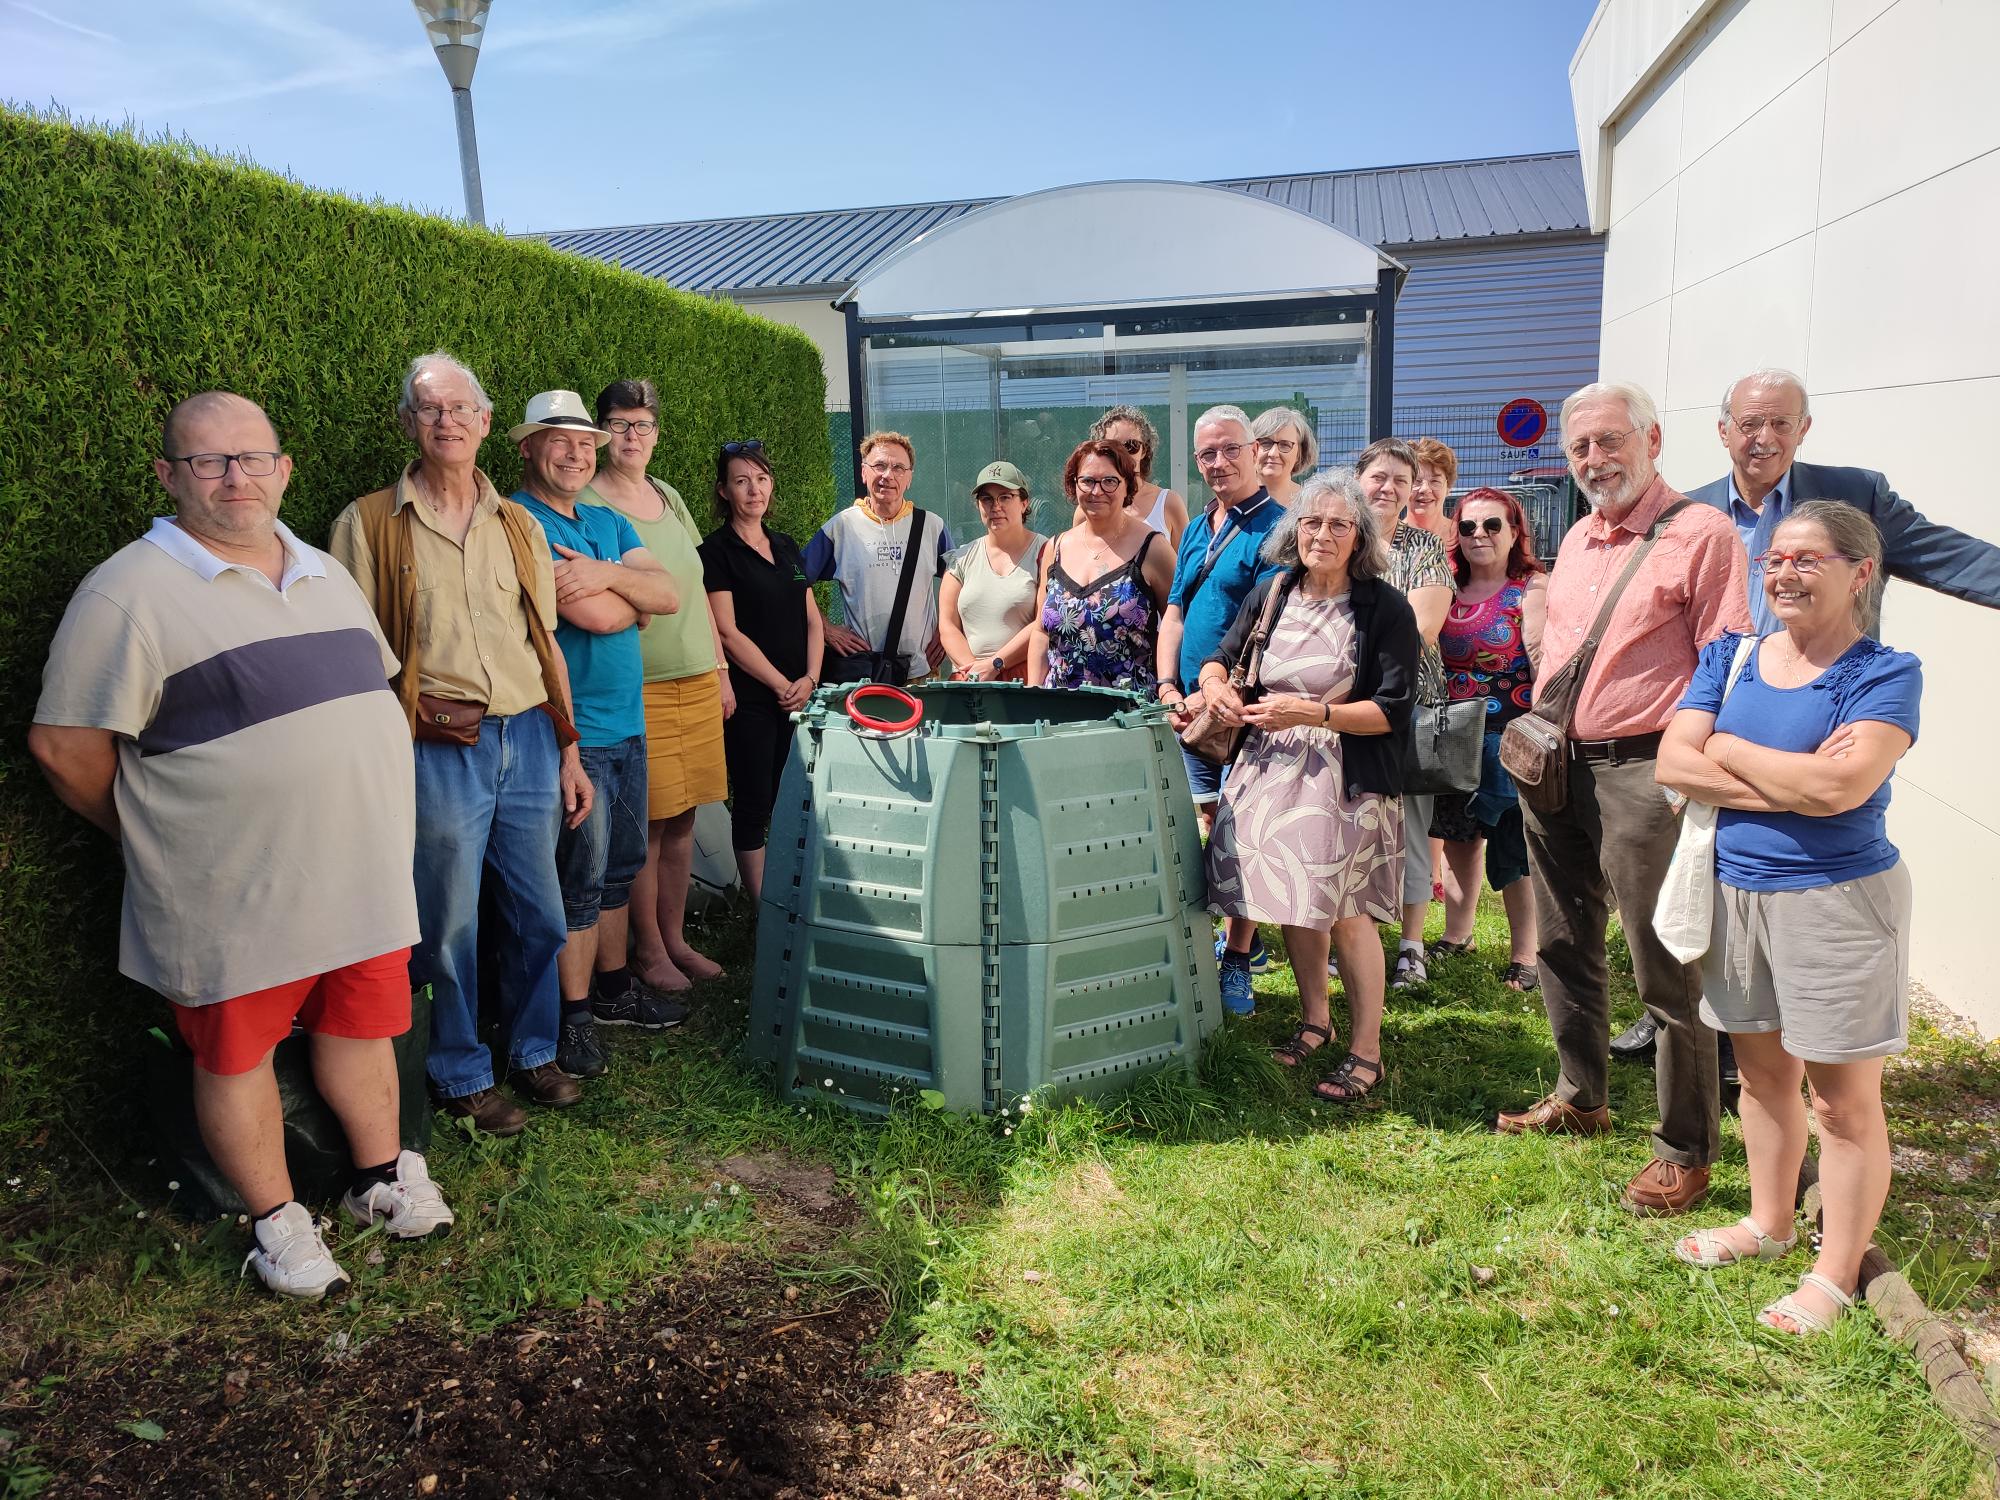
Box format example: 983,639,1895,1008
1202,570,1420,797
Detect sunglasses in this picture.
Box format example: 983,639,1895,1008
1458,516,1506,536
1117,438,1144,456
722,439,764,456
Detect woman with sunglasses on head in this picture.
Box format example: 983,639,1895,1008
1426,488,1546,990
586,380,730,991
1089,405,1188,550
699,441,825,904
940,461,1047,682
1251,406,1319,508
1656,503,1919,1338
1029,439,1174,691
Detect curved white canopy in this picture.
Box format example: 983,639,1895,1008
842,179,1400,320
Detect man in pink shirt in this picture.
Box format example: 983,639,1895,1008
1498,381,1751,1216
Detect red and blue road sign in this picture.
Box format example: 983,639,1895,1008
1497,398,1548,449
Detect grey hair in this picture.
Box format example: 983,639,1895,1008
1262,467,1388,580
1252,405,1318,477
1778,499,1883,633
1193,403,1252,439
398,350,493,418
1720,368,1811,422
1560,380,1660,441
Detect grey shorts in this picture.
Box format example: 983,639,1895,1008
1698,861,1912,1064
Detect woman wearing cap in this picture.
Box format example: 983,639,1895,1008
940,461,1047,682
1029,439,1174,692
1252,406,1318,507
700,441,825,904
585,379,731,989
1089,405,1187,550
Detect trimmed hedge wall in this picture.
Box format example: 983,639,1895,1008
0,110,834,1161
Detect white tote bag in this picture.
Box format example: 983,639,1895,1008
1653,637,1757,964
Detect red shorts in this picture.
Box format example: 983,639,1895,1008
172,948,413,1076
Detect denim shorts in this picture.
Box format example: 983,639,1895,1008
555,734,648,930
1182,747,1227,804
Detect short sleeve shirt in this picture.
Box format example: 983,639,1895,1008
946,532,1047,659
802,502,953,678
1387,522,1455,705
1681,633,1922,892
512,491,646,747
584,477,719,684
1167,490,1285,686
701,523,810,707
33,519,419,1005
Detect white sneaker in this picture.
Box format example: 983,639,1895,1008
242,1202,350,1301
1391,949,1428,989
341,1150,455,1240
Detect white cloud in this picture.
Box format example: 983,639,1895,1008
8,1,117,46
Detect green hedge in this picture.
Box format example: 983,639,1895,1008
0,109,834,1162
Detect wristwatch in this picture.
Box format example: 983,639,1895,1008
991,657,1005,678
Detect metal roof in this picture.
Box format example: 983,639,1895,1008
531,152,1591,297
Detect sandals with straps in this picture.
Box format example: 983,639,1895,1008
1758,1271,1854,1336
1673,1215,1798,1269
1273,1022,1333,1068
1502,962,1540,992
1312,1052,1383,1105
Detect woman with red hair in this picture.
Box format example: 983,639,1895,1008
1427,488,1547,989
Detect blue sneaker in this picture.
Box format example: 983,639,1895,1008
1214,931,1272,975
1219,960,1256,1017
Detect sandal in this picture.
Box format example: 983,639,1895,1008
1312,1052,1383,1105
1426,937,1475,960
1272,1022,1333,1068
1758,1271,1854,1336
1502,962,1540,992
1673,1215,1798,1269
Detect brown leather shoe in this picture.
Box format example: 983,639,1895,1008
442,1087,527,1138
1495,1092,1612,1136
1622,1158,1711,1216
509,1061,582,1108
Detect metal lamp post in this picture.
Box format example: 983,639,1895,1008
412,0,492,226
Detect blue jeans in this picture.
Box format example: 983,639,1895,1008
556,735,648,930
412,709,567,1098
1182,747,1226,805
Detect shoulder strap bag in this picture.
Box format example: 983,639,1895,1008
1178,571,1291,767
1651,635,1757,962
1499,501,1690,816
828,507,931,687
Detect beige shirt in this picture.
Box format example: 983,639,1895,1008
328,463,559,716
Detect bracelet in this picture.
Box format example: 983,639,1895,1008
1320,702,1331,726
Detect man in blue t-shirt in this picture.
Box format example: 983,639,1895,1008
510,390,681,1080
1155,405,1285,1013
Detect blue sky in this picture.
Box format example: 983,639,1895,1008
2,0,1602,234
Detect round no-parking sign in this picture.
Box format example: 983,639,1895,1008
1497,398,1548,449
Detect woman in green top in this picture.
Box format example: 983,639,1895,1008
588,379,731,991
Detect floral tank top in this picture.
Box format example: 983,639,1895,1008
1042,531,1162,692
1440,579,1533,726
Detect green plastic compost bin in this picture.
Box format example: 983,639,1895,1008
748,681,1222,1116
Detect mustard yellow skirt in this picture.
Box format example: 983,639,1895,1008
643,670,729,820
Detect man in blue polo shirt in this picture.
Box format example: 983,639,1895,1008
510,390,682,1080
1156,404,1285,1013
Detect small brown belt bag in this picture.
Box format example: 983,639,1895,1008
1499,501,1688,816
415,693,485,747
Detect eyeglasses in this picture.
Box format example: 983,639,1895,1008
1564,428,1637,462
974,488,1022,505
723,439,764,456
1074,475,1125,494
164,451,280,478
1458,517,1506,536
606,417,658,436
864,459,911,476
411,403,482,427
1750,550,1854,576
1297,517,1355,536
1194,442,1247,466
1254,437,1298,453
1734,416,1802,439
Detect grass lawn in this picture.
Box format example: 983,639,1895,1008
0,894,1993,1497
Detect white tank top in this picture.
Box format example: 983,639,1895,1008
1141,487,1178,535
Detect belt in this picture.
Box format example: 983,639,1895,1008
1569,730,1663,765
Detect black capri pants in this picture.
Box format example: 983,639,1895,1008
723,694,794,852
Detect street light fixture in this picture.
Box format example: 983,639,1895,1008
412,0,492,226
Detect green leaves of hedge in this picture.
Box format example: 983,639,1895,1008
0,108,834,1160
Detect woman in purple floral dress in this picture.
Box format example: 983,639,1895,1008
1029,440,1174,693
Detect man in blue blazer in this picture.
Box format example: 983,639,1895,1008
1613,365,2000,1065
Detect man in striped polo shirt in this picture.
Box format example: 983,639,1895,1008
29,392,453,1301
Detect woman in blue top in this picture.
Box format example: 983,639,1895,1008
1656,501,1920,1338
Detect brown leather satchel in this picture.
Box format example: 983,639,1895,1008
414,693,485,747
1179,573,1290,767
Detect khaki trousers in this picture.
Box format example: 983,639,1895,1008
1524,752,1719,1167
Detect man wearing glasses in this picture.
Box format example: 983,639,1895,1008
330,354,597,1137
1497,381,1751,1219
31,391,453,1299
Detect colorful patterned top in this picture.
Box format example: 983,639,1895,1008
1042,530,1163,692
1440,579,1533,727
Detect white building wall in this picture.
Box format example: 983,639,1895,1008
1573,0,2000,1035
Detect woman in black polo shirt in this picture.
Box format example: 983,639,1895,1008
699,442,824,903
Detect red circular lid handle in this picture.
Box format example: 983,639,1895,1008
844,683,924,735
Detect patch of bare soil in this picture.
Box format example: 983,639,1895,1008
11,1263,1059,1499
